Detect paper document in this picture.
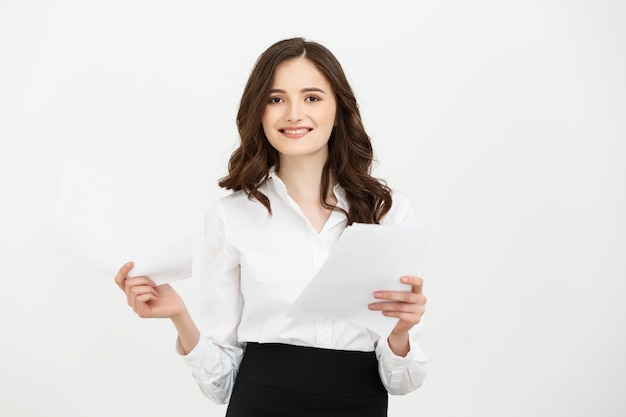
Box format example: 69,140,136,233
287,217,439,337
54,160,194,285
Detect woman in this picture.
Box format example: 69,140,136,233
115,37,428,416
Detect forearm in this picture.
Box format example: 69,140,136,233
171,309,201,355
387,331,410,357
376,330,429,395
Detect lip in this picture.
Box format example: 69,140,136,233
279,127,312,138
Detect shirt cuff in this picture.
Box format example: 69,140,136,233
174,335,243,404
377,331,425,364
175,335,212,371
375,329,429,395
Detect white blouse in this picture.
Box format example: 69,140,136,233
178,170,429,404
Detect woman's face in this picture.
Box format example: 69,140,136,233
261,57,337,164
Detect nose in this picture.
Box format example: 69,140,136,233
285,101,303,122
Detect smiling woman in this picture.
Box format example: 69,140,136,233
114,37,428,417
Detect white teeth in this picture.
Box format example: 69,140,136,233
283,128,308,134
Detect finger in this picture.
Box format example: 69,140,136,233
127,285,159,310
124,277,158,305
375,302,425,320
369,300,425,315
133,294,158,317
373,290,422,304
401,276,424,293
135,292,158,306
392,316,422,334
114,261,134,291
124,276,156,293
128,284,159,299
384,311,423,324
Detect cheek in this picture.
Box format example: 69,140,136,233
261,110,269,128
261,111,274,135
261,114,278,147
323,102,337,126
321,108,337,131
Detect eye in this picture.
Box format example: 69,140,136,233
268,96,283,104
305,96,321,102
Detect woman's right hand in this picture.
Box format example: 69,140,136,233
114,261,186,319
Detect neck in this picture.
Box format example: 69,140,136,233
277,155,332,202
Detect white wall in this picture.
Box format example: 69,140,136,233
1,0,625,416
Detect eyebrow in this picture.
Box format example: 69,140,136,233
269,87,327,94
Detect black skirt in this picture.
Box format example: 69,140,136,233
225,342,388,417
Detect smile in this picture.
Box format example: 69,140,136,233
281,128,311,135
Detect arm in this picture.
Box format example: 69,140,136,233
114,262,201,354
369,275,429,394
374,321,429,394
114,263,239,403
113,201,243,404
178,201,243,404
367,191,429,393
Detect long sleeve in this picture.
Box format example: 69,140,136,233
375,321,429,394
374,190,429,394
177,200,243,404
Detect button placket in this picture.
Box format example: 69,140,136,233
315,318,333,348
311,227,333,272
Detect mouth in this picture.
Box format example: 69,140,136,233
279,127,312,138
280,128,312,135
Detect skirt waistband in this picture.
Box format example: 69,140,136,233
236,342,386,397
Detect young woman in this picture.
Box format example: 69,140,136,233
115,37,428,417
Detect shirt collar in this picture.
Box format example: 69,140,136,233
267,166,348,209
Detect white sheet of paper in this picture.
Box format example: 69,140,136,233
287,217,439,337
54,160,193,285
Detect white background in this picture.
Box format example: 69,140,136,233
1,0,625,416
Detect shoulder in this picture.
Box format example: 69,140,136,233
204,186,272,231
390,188,412,207
381,189,416,225
203,190,248,227
210,188,261,213
213,179,274,211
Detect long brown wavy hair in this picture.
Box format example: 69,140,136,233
219,37,392,225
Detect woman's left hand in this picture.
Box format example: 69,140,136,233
368,276,427,354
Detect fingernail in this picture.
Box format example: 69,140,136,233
401,276,409,283
374,291,383,298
